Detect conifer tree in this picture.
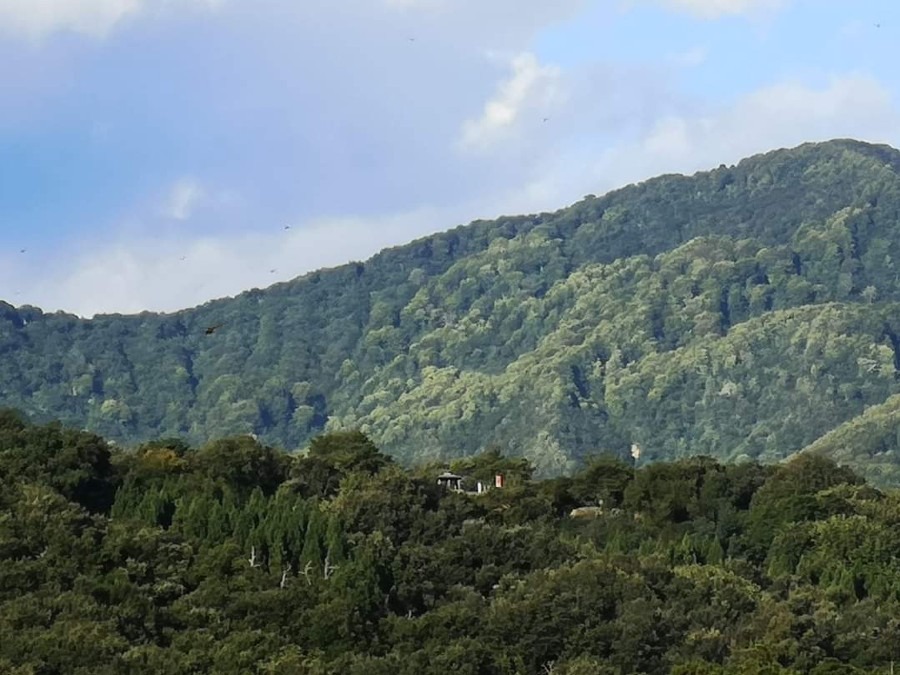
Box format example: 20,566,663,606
301,508,326,570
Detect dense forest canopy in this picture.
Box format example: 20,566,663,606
3,413,900,674
5,138,900,480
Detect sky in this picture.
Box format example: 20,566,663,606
0,0,898,317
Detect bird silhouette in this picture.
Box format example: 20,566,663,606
270,269,277,274
204,323,224,335
283,225,291,230
19,249,26,254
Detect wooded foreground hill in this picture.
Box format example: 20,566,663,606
3,413,900,673
5,138,900,480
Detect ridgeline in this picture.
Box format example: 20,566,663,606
4,138,900,482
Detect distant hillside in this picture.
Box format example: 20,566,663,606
801,394,900,486
5,138,900,478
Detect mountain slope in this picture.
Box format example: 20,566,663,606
4,138,900,476
801,393,900,486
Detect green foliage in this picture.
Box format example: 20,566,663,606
307,430,393,475
800,394,900,486
569,453,634,507
191,435,291,496
290,430,393,499
6,416,900,672
0,415,118,512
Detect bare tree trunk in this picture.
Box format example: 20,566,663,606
323,553,339,580
280,563,292,589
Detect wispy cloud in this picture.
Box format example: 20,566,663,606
162,178,205,221
0,0,222,40
459,52,564,152
14,206,449,317
526,72,900,207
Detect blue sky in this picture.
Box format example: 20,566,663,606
0,0,898,316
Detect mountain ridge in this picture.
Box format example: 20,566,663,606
5,138,900,481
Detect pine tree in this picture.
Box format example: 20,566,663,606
325,515,346,564
301,508,326,569
706,537,725,565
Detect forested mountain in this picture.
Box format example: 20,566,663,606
5,138,900,480
5,413,900,673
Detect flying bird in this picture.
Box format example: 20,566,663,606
19,249,26,253
270,268,277,274
542,117,550,123
204,323,224,335
283,225,291,230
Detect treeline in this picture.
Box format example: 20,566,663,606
3,411,900,673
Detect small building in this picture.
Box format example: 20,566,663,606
438,471,506,494
436,471,463,492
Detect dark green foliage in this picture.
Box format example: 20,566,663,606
0,414,118,512
6,416,900,673
8,140,900,481
289,430,394,499
570,453,634,507
306,429,393,478
191,435,291,496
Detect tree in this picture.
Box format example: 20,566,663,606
571,453,634,507
307,430,393,475
191,435,290,496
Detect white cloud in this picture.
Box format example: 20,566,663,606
624,73,897,174
641,0,787,19
10,206,447,317
162,178,205,221
515,73,900,210
0,0,140,38
0,0,222,40
459,52,565,152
